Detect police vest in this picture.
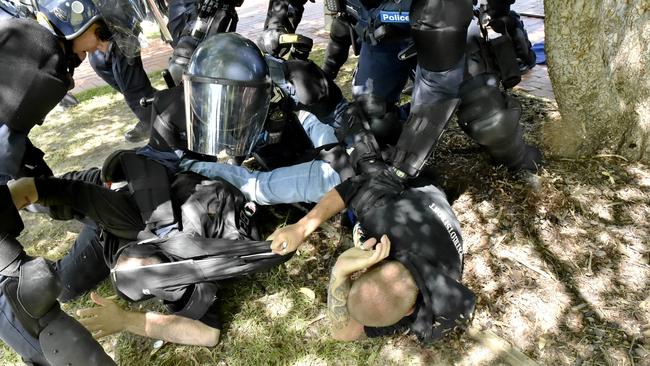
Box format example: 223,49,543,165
345,0,413,43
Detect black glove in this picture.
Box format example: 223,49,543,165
257,29,286,57
350,169,406,217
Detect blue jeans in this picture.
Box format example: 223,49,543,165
180,111,341,205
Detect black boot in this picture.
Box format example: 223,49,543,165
124,120,151,143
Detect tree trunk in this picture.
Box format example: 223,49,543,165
543,0,650,161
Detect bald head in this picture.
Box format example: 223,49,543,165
347,260,418,327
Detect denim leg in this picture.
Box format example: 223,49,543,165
297,111,338,147
0,278,48,365
180,159,341,205
55,223,109,303
411,56,465,105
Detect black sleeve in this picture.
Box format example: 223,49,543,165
197,299,222,330
364,316,412,338
34,177,144,239
333,174,369,204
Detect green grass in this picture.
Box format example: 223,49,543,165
4,47,649,366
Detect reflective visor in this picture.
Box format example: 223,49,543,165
184,76,271,157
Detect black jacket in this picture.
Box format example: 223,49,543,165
0,19,70,133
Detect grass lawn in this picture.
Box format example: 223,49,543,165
2,48,649,365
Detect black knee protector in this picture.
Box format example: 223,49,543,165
392,98,461,178
323,16,354,79
458,81,540,170
410,0,473,72
2,260,115,365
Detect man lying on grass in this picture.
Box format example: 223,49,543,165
7,152,291,349
268,168,476,343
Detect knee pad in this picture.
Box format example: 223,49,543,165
17,258,61,319
410,0,473,72
2,259,115,365
458,83,520,147
459,93,521,147
458,83,541,170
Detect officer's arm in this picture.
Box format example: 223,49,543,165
78,292,221,347
258,0,308,55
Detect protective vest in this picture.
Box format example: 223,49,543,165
0,19,70,132
345,0,412,44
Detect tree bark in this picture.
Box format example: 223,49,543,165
543,0,650,161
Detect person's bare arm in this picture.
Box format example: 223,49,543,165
327,268,365,341
268,187,346,254
327,236,391,341
77,292,220,347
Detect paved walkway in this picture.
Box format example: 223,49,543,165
71,0,553,101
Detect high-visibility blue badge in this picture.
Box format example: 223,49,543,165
379,11,409,23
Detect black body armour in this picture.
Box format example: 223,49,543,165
0,19,71,132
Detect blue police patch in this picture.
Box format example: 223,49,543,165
379,11,409,23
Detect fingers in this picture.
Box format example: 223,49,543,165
76,307,99,318
270,237,288,255
369,235,391,263
359,237,377,250
90,291,109,306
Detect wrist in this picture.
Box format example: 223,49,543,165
332,262,352,279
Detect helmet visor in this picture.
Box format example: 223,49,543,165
184,76,271,157
95,0,145,58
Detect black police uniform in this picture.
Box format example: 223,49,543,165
0,18,72,183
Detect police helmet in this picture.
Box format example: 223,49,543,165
184,33,272,157
37,0,145,58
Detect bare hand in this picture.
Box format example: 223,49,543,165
77,292,126,339
268,223,307,255
333,235,391,278
7,178,37,210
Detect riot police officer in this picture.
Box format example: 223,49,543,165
259,0,541,176
0,0,147,363
0,0,145,184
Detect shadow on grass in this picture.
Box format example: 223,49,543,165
11,47,650,365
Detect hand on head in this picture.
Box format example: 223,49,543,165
7,177,37,210
333,234,391,278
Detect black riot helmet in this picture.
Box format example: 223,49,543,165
36,0,145,58
183,33,272,157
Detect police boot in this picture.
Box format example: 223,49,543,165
125,103,154,143
125,120,151,142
